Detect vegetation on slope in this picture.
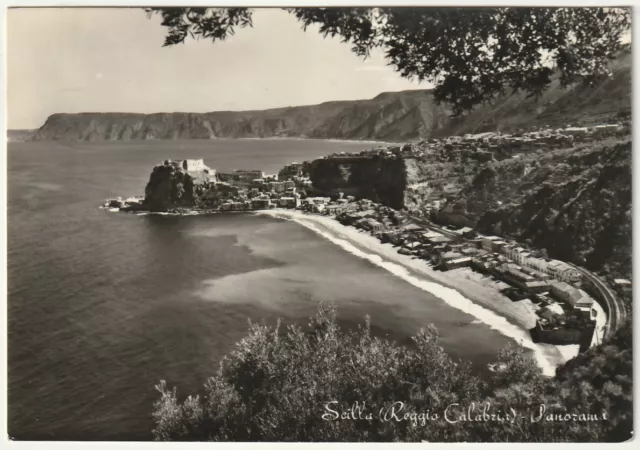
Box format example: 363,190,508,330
444,140,632,290
152,304,632,442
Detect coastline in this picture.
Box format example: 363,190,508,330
257,209,580,376
234,136,405,145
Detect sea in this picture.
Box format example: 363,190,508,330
7,139,514,440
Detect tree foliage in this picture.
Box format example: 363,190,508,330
145,7,630,115
152,304,632,442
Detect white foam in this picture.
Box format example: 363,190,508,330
261,210,556,376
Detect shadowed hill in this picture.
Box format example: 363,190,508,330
27,50,630,142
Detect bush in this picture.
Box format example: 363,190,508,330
152,305,632,442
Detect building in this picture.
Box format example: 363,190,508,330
251,198,271,209
547,260,581,283
500,266,535,289
523,280,551,293
365,219,384,232
550,281,592,308
268,182,286,193
501,243,516,259
430,235,452,244
441,251,464,262
422,231,452,245
401,223,424,233
229,201,247,211
352,210,375,219
524,257,549,274
445,257,472,270
306,197,331,205
324,204,342,215
422,230,444,241
492,240,507,253
538,302,566,321
237,169,265,180
614,278,633,294
512,247,529,264
481,236,501,252
181,158,209,172
403,241,422,250
574,296,595,318
278,197,299,209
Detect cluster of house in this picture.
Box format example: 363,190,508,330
322,200,598,347
562,123,628,142
418,129,573,159
324,144,415,160
213,168,313,211
448,235,596,344
318,121,627,168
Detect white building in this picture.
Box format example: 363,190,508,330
547,260,581,283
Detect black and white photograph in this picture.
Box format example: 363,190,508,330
3,3,635,444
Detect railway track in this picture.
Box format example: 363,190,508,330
566,262,623,338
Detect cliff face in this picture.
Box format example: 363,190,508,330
32,92,445,142
442,140,632,279
29,50,630,142
142,159,237,212
307,156,408,209
307,155,479,210
33,113,219,141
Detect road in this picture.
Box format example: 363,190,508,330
565,262,623,338
409,215,625,339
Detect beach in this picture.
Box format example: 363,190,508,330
258,209,582,376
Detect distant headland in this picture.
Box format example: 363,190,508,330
11,52,631,143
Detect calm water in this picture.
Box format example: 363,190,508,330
7,139,512,440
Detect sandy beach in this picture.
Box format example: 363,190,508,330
258,209,584,376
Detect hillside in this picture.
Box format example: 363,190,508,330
27,51,630,142
439,139,632,284
433,48,632,137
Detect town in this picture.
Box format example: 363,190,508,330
322,122,628,164
104,121,628,350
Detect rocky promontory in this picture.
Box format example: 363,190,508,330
104,159,239,213
140,159,240,212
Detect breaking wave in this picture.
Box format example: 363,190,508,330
263,210,556,376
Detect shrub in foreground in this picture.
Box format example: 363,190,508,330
152,304,632,442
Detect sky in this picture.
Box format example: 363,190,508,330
7,8,424,129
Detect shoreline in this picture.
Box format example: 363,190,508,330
256,209,580,376
104,204,585,375
233,136,405,145
15,136,406,146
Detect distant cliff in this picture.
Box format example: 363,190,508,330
29,50,630,142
